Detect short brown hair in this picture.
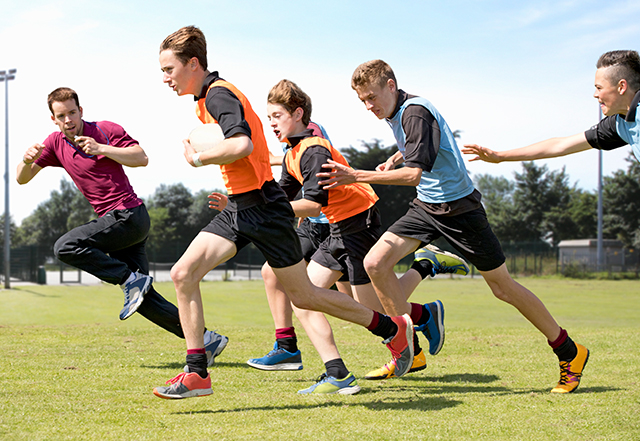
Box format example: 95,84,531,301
597,50,640,92
351,59,397,90
47,87,80,114
267,79,312,126
160,26,208,70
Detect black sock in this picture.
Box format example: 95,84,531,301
276,336,298,353
325,358,350,379
413,331,422,355
369,314,398,341
553,335,578,362
411,259,434,279
186,353,208,379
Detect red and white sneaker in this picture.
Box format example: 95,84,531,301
153,371,213,399
383,314,414,377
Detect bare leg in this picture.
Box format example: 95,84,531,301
480,263,561,341
261,262,294,329
364,232,423,316
170,232,237,350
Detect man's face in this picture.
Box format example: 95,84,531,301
354,79,398,120
159,49,199,96
594,67,626,116
50,99,83,139
267,102,301,142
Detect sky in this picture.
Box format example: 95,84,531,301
1,0,639,225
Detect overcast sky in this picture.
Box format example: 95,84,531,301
1,0,639,225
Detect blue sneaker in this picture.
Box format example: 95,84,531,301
415,244,469,276
204,330,229,367
415,300,445,355
119,272,152,320
247,342,303,371
298,372,361,395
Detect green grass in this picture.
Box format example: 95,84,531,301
1,278,639,440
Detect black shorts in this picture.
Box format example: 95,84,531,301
297,218,349,283
311,224,382,285
201,198,303,269
388,201,505,272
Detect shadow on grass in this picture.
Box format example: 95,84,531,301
173,395,462,414
141,361,250,370
13,288,61,298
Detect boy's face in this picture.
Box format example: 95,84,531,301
354,78,398,120
159,49,199,96
594,67,627,116
50,99,83,140
267,102,303,142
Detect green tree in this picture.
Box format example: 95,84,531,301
0,214,18,248
340,140,415,232
603,154,640,247
14,179,93,252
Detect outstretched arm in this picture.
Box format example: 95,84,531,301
462,133,591,163
317,159,421,189
16,143,45,184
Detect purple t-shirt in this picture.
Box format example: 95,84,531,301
36,120,143,217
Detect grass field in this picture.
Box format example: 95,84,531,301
1,277,639,440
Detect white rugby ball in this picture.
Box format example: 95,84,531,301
188,123,225,152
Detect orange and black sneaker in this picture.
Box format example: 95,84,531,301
551,343,590,393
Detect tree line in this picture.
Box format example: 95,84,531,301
4,141,640,262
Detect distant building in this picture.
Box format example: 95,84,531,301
558,239,626,271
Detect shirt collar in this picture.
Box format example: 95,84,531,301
284,128,314,149
626,89,640,123
195,71,222,101
388,89,408,120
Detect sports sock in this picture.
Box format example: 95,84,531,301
186,348,208,379
413,331,421,355
411,259,434,279
548,328,578,362
367,312,398,340
410,302,428,326
325,358,350,380
275,327,298,353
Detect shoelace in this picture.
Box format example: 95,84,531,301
314,373,329,383
557,361,581,385
434,263,462,274
166,372,187,385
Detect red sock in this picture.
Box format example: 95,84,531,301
275,327,296,339
367,311,381,330
410,303,423,325
187,348,206,355
548,328,568,349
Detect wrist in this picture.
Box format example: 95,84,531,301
23,158,33,165
192,152,203,167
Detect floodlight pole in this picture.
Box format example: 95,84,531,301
597,107,603,272
1,69,16,289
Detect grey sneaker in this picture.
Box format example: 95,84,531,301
119,272,152,320
204,330,229,367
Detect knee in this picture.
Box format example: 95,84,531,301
285,287,315,311
261,263,276,284
53,236,74,263
364,251,389,278
170,262,195,288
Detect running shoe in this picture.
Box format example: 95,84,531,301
551,343,590,393
415,300,445,355
204,330,229,367
415,244,470,276
297,372,361,395
119,272,152,320
153,371,212,399
364,350,427,380
383,314,414,377
247,341,303,371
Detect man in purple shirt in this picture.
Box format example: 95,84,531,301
16,87,227,364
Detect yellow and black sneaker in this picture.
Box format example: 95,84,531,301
364,350,427,380
551,343,590,393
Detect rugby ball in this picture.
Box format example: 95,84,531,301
188,123,225,152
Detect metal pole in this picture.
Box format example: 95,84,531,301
1,69,16,289
597,107,603,272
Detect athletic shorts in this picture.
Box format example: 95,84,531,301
311,224,382,285
297,218,349,283
388,201,505,272
201,198,303,269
